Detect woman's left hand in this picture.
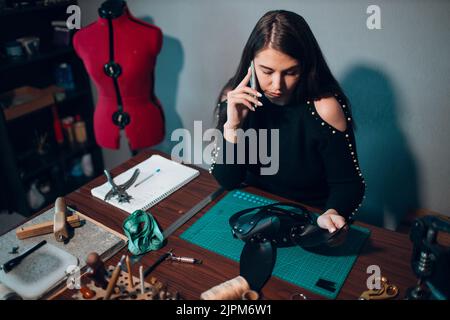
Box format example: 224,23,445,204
317,209,346,233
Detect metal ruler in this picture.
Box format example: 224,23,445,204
162,187,225,239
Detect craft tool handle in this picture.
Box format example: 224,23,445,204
125,255,134,288
16,215,81,240
54,197,69,242
2,240,47,273
104,255,125,300
143,251,171,278
104,170,118,189
170,256,202,264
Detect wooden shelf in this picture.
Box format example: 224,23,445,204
0,1,75,18
0,46,74,73
19,140,97,181
1,85,64,121
0,0,104,216
1,85,89,122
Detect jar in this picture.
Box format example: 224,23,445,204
74,116,87,144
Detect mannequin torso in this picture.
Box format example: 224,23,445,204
73,8,164,150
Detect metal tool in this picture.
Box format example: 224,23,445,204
1,240,47,273
167,252,202,264
135,250,201,282
406,215,450,300
143,249,173,278
359,277,399,300
162,187,225,239
104,255,126,300
104,169,140,203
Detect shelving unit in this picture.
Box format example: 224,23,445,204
0,1,104,216
0,1,74,18
0,46,74,73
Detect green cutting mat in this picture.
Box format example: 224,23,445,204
180,190,370,299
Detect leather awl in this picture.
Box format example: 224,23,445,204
54,197,69,242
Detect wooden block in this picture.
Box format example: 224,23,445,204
16,215,83,240
71,266,181,301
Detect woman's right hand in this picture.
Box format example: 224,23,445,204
224,67,263,130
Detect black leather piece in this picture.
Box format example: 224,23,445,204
240,241,276,292
230,202,312,241
230,202,350,292
294,223,349,248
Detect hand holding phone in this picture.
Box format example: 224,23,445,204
223,61,262,136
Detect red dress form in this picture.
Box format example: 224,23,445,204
73,8,165,150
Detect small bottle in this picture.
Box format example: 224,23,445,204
52,106,64,145
62,116,75,145
81,153,94,177
74,115,87,144
55,63,75,91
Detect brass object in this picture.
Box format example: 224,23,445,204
359,277,399,300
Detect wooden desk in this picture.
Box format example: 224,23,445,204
55,150,416,300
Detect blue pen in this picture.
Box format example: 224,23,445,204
134,168,160,187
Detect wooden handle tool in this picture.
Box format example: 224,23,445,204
54,197,69,242
104,255,126,300
16,215,82,240
125,256,134,288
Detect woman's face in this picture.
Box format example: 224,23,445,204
254,47,301,106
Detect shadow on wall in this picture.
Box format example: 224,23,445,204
341,65,421,230
138,16,184,156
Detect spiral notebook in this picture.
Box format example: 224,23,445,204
90,155,200,213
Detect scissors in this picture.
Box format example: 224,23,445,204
359,276,399,300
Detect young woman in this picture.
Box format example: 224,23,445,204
210,10,365,233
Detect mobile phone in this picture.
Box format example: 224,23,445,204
250,60,256,90
250,60,257,109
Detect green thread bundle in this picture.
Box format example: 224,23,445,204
122,210,164,255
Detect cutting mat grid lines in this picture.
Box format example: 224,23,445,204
181,190,370,299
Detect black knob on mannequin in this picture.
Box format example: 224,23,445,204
98,0,126,19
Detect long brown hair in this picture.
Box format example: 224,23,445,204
215,10,351,129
